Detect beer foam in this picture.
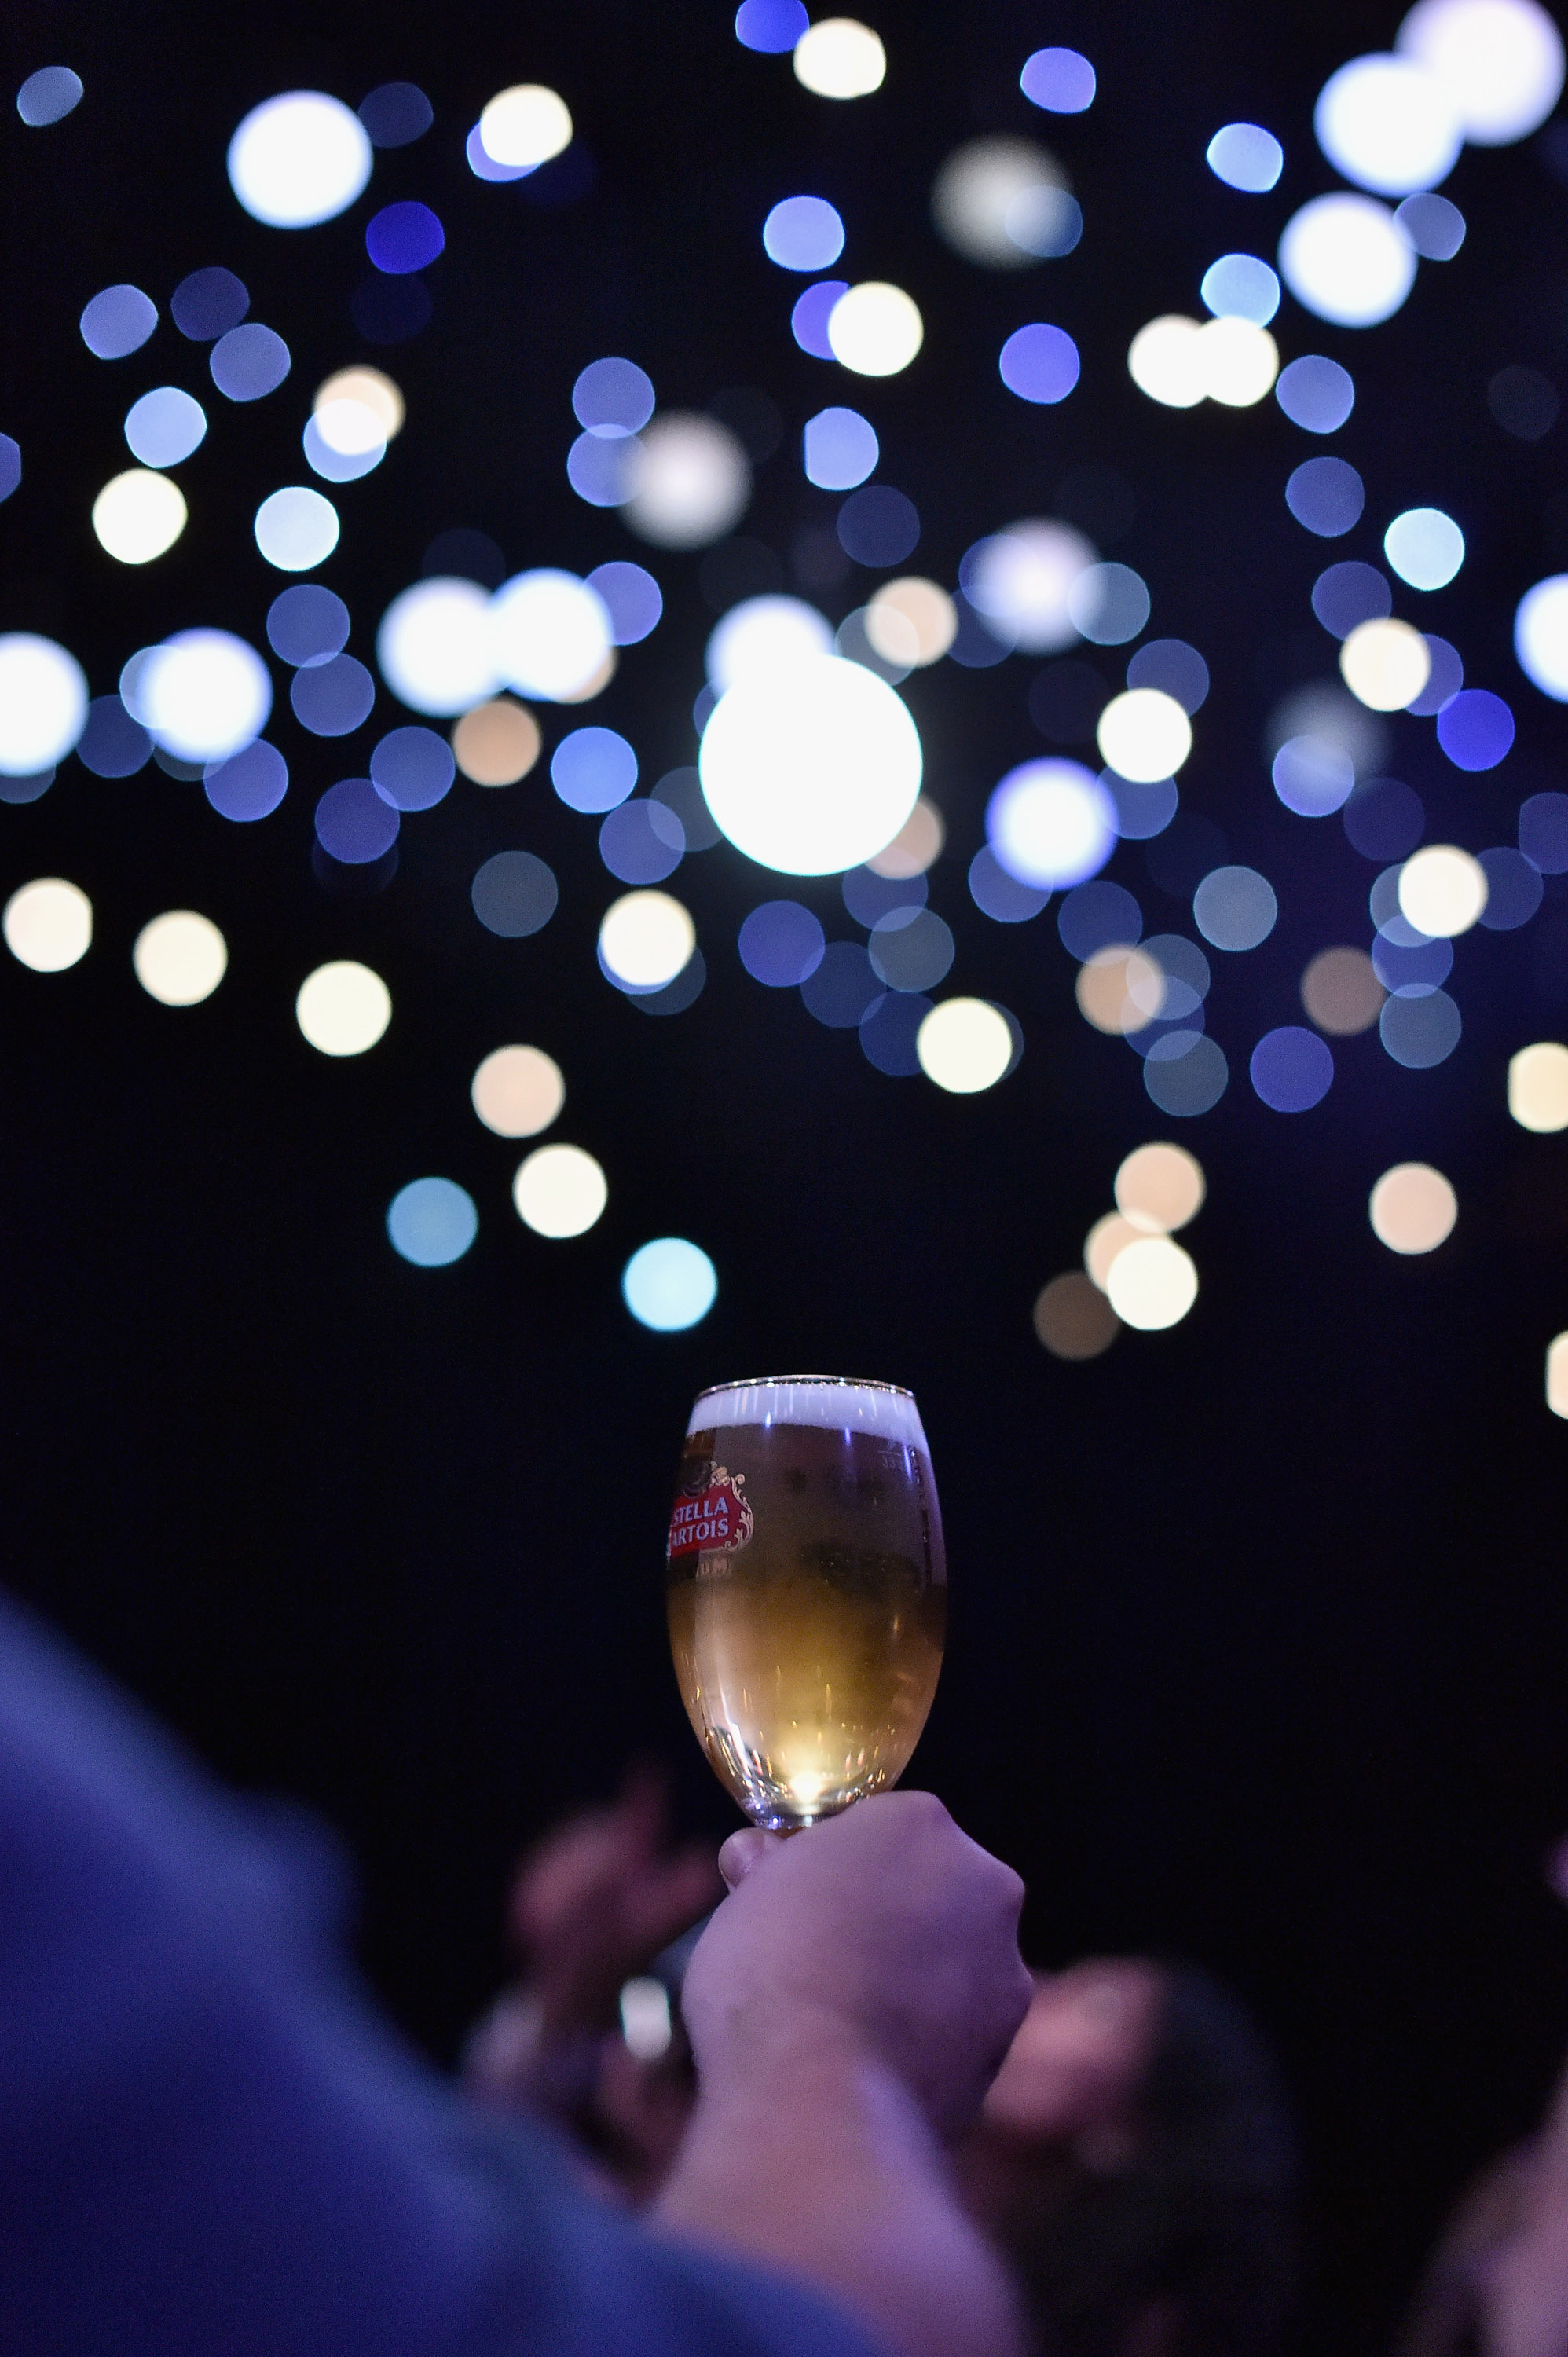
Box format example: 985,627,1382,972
688,1376,929,1451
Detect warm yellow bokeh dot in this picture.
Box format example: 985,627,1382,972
92,469,187,565
827,284,923,376
1548,1333,1568,1419
1083,1211,1142,1292
599,892,695,991
1398,845,1488,938
512,1143,606,1238
313,366,404,445
452,698,542,787
471,1045,565,1138
793,18,887,97
1302,946,1385,1035
133,911,227,1006
1369,1162,1456,1255
3,878,91,972
1105,1236,1198,1331
295,960,391,1056
1339,618,1431,712
1075,946,1165,1036
1509,1042,1568,1133
916,997,1013,1093
1033,1272,1119,1360
1114,1142,1205,1234
866,579,957,667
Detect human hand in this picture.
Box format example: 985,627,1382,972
507,1763,720,2037
681,1791,1030,2138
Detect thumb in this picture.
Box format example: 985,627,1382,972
718,1828,781,1890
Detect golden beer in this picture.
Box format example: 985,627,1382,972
668,1376,946,1831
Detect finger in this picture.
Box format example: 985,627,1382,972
717,1828,779,1889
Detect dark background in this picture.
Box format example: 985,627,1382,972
5,0,1568,2345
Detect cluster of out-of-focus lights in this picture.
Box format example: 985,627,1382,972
599,892,696,991
387,1178,478,1269
988,760,1116,890
1399,0,1563,141
0,635,88,772
227,92,372,228
133,912,227,1006
1509,1042,1568,1132
1369,1161,1457,1253
91,470,187,565
478,84,573,167
700,655,921,875
1398,844,1488,934
1075,945,1165,1036
1127,314,1278,408
493,570,614,700
513,1143,607,1238
826,283,923,376
3,878,92,973
1057,1146,1204,1345
1340,618,1431,710
471,1046,565,1137
962,521,1095,653
295,960,391,1057
916,998,1013,1093
1279,193,1416,327
622,1238,718,1331
793,19,886,97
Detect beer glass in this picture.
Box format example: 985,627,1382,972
667,1376,947,1831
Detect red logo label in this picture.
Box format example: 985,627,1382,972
668,1463,754,1559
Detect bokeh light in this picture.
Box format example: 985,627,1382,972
134,630,272,762
133,911,227,1006
513,1144,607,1239
1384,507,1464,588
491,570,613,700
1200,317,1280,405
17,68,83,126
358,83,433,148
1288,456,1365,537
1128,316,1207,409
1060,881,1143,960
962,521,1096,652
315,778,397,865
1105,1236,1198,1330
80,284,157,360
1514,574,1568,699
1369,1161,1457,1252
90,470,185,564
1548,1332,1568,1419
365,200,442,274
314,365,405,446
125,387,206,467
700,654,921,874
587,561,662,647
1251,1025,1335,1111
1020,47,1096,111
999,324,1080,405
295,961,390,1056
1340,618,1431,710
793,20,886,97
370,726,453,811
1075,947,1166,1036
210,324,290,403
4,879,91,972
866,581,956,668
1084,1211,1142,1290
738,900,826,985
827,283,923,376
1193,865,1277,951
227,93,372,228
291,655,374,739
472,1046,565,1138
206,740,288,823
1278,193,1416,325
266,585,348,668
623,1238,718,1331
599,891,696,990
387,1179,477,1269
379,579,498,716
1276,354,1355,432
452,699,542,787
471,852,558,938
1436,687,1514,769
171,266,248,340
1034,1271,1119,1358
804,405,877,489
255,486,339,571
1207,123,1284,189
1397,0,1564,141
573,357,656,438
764,196,844,269
931,138,1077,268
917,998,1014,1093
1144,1034,1229,1117
1302,946,1386,1032
737,0,808,49
1398,843,1488,934
988,759,1116,889
707,595,833,691
1201,253,1280,324
1273,738,1354,817
478,84,572,167
1097,689,1192,783
1115,1142,1205,1234
622,415,751,548
551,726,637,814
1379,987,1461,1066
0,636,87,772
1314,53,1461,193
1509,1042,1568,1131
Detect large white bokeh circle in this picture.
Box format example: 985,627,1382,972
699,655,922,875
377,578,500,716
489,570,613,701
138,630,273,761
0,634,88,773
1314,54,1462,192
1278,193,1416,326
227,92,372,228
1398,0,1565,141
1515,575,1568,701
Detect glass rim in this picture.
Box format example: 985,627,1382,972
691,1373,915,1402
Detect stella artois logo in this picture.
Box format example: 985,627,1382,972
667,1460,754,1560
